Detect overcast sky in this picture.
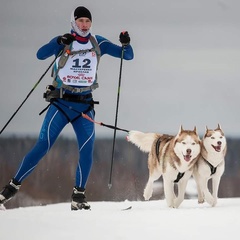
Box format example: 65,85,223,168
0,0,240,138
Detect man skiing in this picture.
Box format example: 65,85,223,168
0,6,133,210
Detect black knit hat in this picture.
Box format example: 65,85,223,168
74,6,92,21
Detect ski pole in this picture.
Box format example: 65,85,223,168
108,45,125,189
0,53,60,135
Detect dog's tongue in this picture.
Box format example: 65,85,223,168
184,154,191,161
212,145,221,152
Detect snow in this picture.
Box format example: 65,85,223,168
1,198,240,240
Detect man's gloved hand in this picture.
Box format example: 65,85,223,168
119,31,130,46
57,33,75,45
46,85,55,92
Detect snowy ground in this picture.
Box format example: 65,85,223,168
0,198,240,240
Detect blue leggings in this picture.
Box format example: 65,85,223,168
14,99,95,188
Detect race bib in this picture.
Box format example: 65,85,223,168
56,41,97,86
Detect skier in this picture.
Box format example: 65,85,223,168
0,6,133,210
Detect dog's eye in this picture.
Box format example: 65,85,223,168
211,137,215,139
192,142,196,145
182,142,186,145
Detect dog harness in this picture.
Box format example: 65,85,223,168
203,158,217,175
174,172,185,183
155,135,173,160
155,136,185,183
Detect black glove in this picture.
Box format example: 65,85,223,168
57,33,75,45
119,31,130,46
46,85,55,92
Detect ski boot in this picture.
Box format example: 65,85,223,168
71,187,91,210
0,178,21,204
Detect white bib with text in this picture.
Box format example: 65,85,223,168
56,41,97,87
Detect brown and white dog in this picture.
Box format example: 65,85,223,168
193,124,227,207
127,126,201,208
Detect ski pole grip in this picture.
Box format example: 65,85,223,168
119,31,130,46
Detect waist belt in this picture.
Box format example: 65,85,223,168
44,88,99,104
52,80,99,93
62,93,92,102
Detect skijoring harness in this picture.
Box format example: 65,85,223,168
43,86,99,105
40,35,101,118
39,36,130,131
51,35,101,95
40,84,100,121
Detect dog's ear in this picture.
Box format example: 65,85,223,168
176,125,183,137
193,126,197,133
205,126,209,132
178,125,183,134
216,123,222,130
193,126,200,140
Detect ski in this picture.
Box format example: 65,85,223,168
121,206,132,211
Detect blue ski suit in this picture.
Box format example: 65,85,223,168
14,32,134,189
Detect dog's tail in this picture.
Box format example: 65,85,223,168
127,130,158,153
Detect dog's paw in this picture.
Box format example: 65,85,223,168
205,195,215,206
173,198,182,208
168,201,177,208
143,188,153,201
198,198,205,204
212,198,217,207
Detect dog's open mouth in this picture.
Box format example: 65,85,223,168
183,154,192,162
212,145,221,152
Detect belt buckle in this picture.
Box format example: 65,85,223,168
72,88,79,93
78,88,84,93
